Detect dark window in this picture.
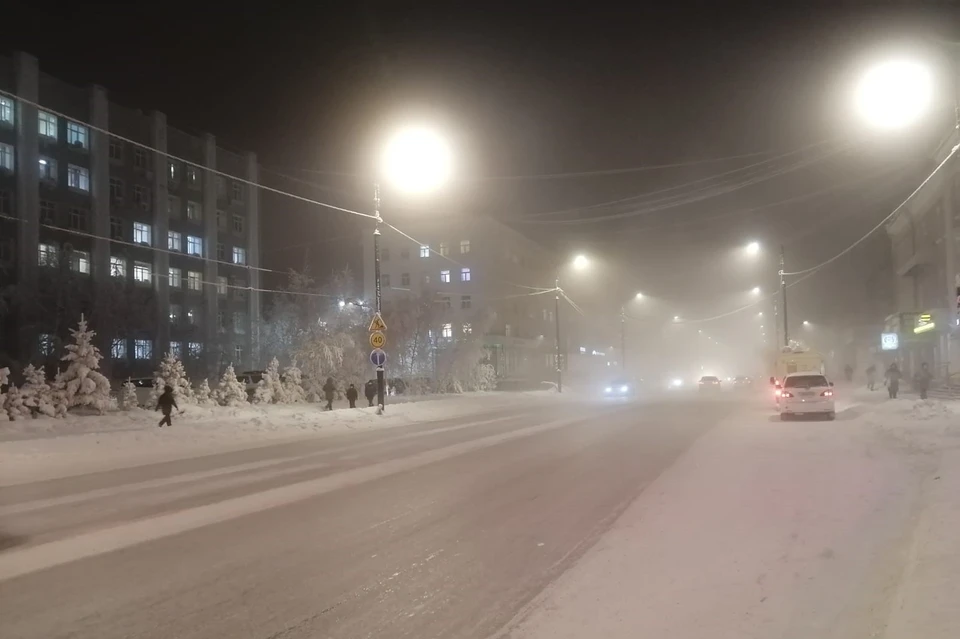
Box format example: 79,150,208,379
109,139,123,162
0,191,10,215
110,217,123,240
39,201,57,225
134,148,147,170
68,208,87,231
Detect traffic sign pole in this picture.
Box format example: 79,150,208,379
373,183,385,412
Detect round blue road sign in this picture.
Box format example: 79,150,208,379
370,348,387,367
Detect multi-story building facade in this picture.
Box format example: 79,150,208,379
361,210,560,381
0,52,260,379
884,127,960,379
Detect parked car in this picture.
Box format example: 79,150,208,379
779,372,835,420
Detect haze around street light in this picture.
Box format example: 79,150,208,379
854,58,933,130
380,126,453,193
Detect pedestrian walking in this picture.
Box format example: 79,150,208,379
364,379,376,407
346,383,359,408
914,362,933,400
844,364,853,382
865,364,877,391
885,363,901,399
155,384,178,427
323,377,336,411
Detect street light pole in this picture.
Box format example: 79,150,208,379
373,183,385,411
555,278,562,393
780,245,789,348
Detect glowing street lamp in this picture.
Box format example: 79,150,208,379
635,292,644,300
572,254,590,270
855,58,933,130
751,286,761,295
745,241,761,256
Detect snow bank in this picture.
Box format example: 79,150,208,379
505,404,928,639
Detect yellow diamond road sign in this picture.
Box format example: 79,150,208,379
370,331,386,349
368,312,387,332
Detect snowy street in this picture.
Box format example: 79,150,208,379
1,391,959,638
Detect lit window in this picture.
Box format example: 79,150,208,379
401,273,410,286
232,246,247,265
461,295,472,309
382,273,391,287
133,261,152,283
186,308,197,325
134,339,152,360
38,333,55,356
134,148,147,169
110,256,126,277
110,217,123,240
420,245,430,258
381,248,390,261
133,222,152,246
38,111,57,139
0,97,12,125
168,161,179,182
168,196,180,218
169,304,182,324
442,323,453,338
170,341,183,359
234,344,244,362
460,239,470,254
232,214,244,234
168,231,182,251
109,177,123,200
232,182,243,201
188,341,203,357
438,242,449,257
186,166,199,188
186,236,203,257
109,139,123,161
68,208,86,231
134,185,150,209
169,267,182,288
460,267,471,282
400,248,409,260
0,143,12,172
38,243,57,266
66,122,88,149
187,271,202,291
463,323,473,334
186,201,202,222
111,338,127,359
217,276,228,296
67,164,90,191
70,250,90,274
38,157,57,182
440,269,450,283
233,311,247,334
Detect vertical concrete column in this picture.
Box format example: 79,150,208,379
14,51,39,357
246,151,260,368
202,134,219,374
151,111,170,354
88,86,110,282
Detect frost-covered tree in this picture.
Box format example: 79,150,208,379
195,378,215,405
150,352,195,406
253,357,284,404
20,364,57,417
120,378,139,410
0,367,8,415
57,316,112,414
215,364,248,407
281,362,306,403
5,383,28,420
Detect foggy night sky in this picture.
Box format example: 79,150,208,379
5,2,960,345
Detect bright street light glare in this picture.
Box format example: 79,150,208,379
803,320,811,326
855,59,933,130
635,292,644,300
380,126,452,193
572,254,590,270
751,286,761,295
758,312,764,317
745,241,760,256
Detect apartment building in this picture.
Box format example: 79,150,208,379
0,52,260,379
884,127,960,379
361,210,560,381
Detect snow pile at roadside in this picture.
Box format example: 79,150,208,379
861,398,960,450
504,407,926,639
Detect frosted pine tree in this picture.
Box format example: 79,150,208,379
281,362,306,403
215,364,248,407
120,378,139,410
149,352,195,406
20,364,57,417
253,357,284,404
58,316,112,414
5,384,29,420
0,367,9,418
195,378,215,405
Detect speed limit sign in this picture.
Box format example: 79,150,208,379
369,331,386,349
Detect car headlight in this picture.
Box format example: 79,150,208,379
670,379,683,387
620,385,629,393
604,387,612,393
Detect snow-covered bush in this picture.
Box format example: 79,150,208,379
20,364,57,417
5,384,28,420
281,362,306,403
150,352,194,406
253,357,284,404
0,367,8,415
120,378,139,410
215,364,248,407
57,316,112,414
195,378,215,405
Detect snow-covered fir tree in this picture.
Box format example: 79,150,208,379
215,364,248,407
120,378,139,410
0,367,8,415
5,384,28,420
281,362,306,403
57,316,112,414
195,378,215,405
253,357,284,404
20,364,57,417
149,352,195,406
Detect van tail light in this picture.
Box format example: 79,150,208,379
780,391,794,398
821,390,833,397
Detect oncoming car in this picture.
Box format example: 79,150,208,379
698,375,721,392
602,379,634,399
779,372,835,420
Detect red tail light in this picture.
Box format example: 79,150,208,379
781,391,794,398
821,390,833,397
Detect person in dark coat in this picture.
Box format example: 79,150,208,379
322,377,336,411
914,362,933,400
155,384,178,427
364,379,377,407
346,383,359,408
885,363,901,399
